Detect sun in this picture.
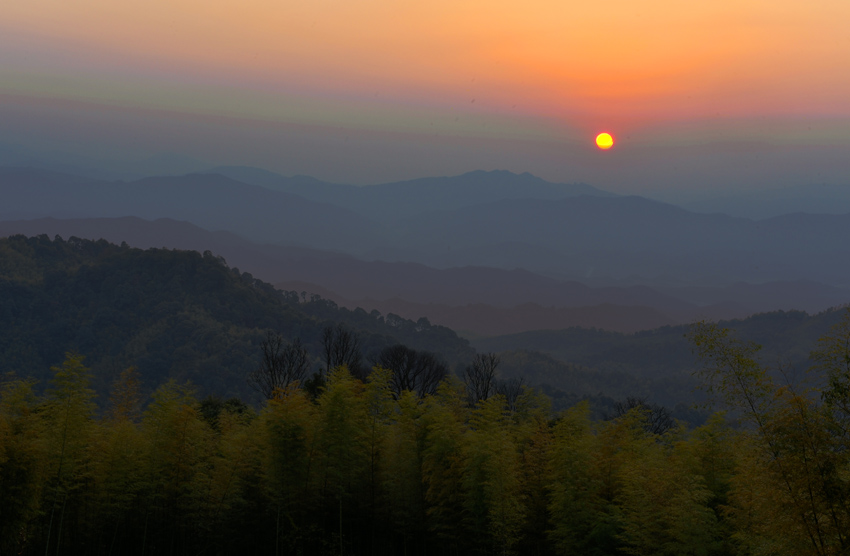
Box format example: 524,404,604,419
595,132,614,150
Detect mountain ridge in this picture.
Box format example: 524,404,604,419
209,166,614,220
5,164,850,290
2,216,848,336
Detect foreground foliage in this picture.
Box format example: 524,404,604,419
3,311,849,556
2,236,850,555
690,314,850,556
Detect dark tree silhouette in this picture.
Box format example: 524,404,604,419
322,323,364,378
611,396,674,435
464,353,500,406
198,396,250,431
495,377,525,413
247,332,310,399
371,344,448,398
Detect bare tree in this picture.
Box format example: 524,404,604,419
611,396,674,435
247,332,310,399
372,344,448,398
495,377,525,413
322,323,364,378
464,353,500,406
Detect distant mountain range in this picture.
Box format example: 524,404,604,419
0,167,378,251
473,307,850,414
3,164,849,334
653,183,850,220
2,216,848,336
210,166,613,221
473,307,847,382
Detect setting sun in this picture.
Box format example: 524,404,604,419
595,132,614,150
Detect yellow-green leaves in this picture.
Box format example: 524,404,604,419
689,318,850,556
0,377,43,552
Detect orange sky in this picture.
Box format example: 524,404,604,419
0,0,848,187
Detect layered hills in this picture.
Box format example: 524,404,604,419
661,182,850,220
4,166,850,289
2,165,849,337
476,307,850,413
3,216,846,336
210,166,613,219
2,233,845,421
0,234,473,400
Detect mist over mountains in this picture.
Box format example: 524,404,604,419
2,164,849,336
0,216,692,334
653,182,850,220
0,168,377,251
210,166,613,220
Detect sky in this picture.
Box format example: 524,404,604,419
1,0,849,193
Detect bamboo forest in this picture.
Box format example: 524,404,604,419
2,312,850,555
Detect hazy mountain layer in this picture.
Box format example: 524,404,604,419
3,217,848,336
4,165,850,293
210,166,613,220
274,288,679,336
473,308,846,382
670,183,850,219
375,195,850,286
0,167,383,250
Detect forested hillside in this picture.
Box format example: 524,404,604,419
481,308,848,412
3,234,850,555
0,234,473,400
3,216,847,334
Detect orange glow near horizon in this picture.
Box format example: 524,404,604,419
1,0,849,138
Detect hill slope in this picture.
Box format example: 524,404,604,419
0,234,473,400
475,308,848,383
4,217,848,335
